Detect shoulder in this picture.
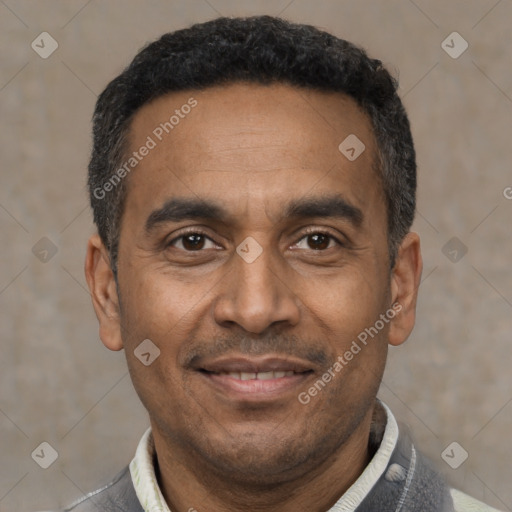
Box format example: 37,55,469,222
450,488,504,512
45,466,144,512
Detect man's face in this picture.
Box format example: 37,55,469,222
94,83,407,483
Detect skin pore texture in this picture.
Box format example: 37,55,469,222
85,83,422,512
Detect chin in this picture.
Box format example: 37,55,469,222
190,423,343,488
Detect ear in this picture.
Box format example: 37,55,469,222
84,234,124,351
388,232,423,347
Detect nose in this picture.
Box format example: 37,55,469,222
212,242,301,334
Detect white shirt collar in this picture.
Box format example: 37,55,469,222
327,401,399,511
130,427,169,512
129,401,399,512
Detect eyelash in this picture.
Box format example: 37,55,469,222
166,227,345,251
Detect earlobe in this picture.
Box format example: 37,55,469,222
388,232,423,347
84,234,124,351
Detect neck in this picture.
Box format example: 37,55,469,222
152,403,384,512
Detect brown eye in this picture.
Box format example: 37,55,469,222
294,232,339,251
182,233,205,250
168,232,218,251
307,233,331,250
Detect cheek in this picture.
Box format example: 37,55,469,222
301,264,391,392
119,275,193,419
119,270,209,347
118,271,214,403
303,265,388,337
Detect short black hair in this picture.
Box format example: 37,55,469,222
88,15,416,275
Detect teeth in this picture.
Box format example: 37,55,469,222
257,371,274,380
223,371,296,380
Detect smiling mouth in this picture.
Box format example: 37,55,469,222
201,370,303,381
195,356,315,399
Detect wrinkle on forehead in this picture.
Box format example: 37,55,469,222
129,82,376,166
124,82,384,233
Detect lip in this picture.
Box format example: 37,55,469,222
198,356,314,374
195,355,315,401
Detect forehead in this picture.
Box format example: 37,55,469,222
124,82,382,219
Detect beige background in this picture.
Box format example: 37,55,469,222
1,1,511,511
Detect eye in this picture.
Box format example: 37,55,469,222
294,231,341,251
168,231,219,251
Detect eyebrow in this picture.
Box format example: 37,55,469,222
144,194,363,233
145,198,228,233
285,195,363,226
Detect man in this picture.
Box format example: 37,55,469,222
60,15,499,512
